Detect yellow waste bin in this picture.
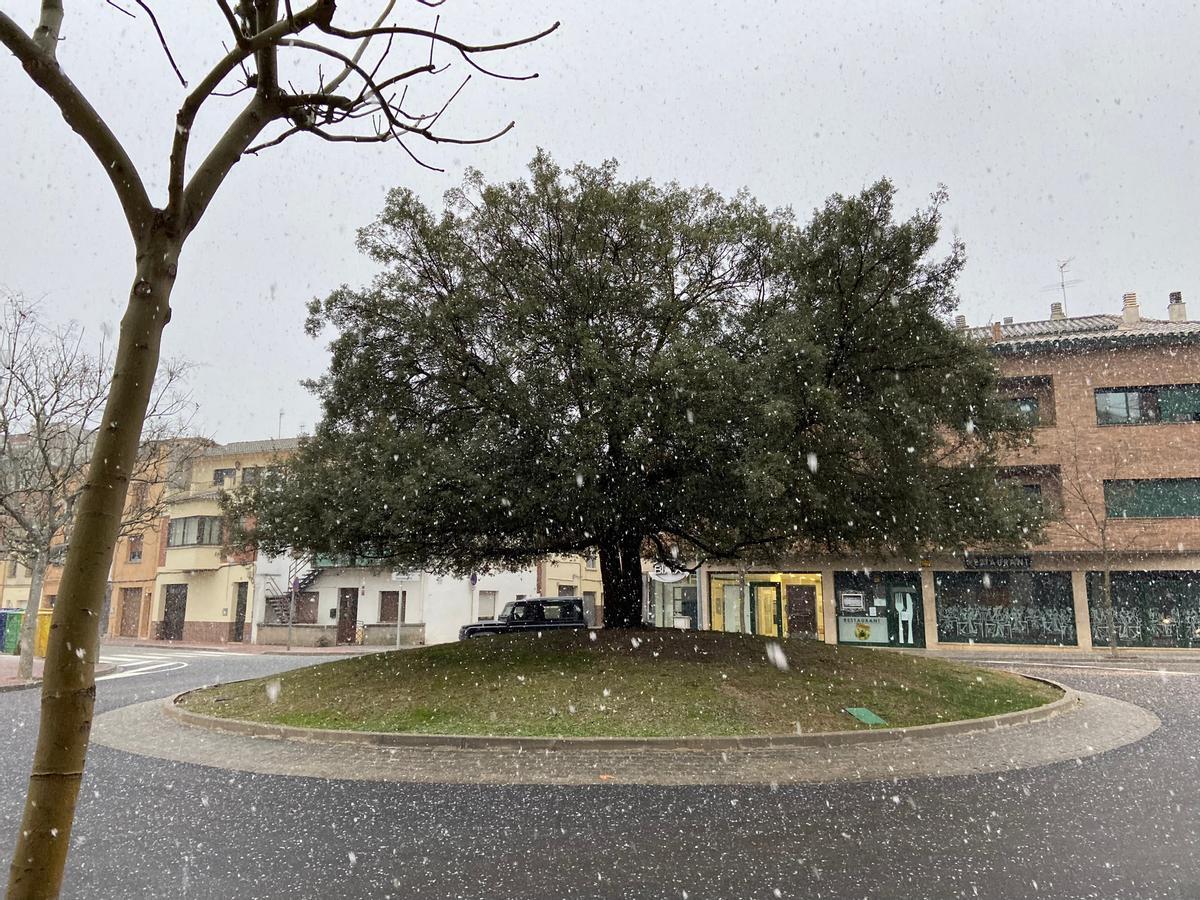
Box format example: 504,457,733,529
34,609,53,658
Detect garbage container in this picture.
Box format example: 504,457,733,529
2,610,21,655
34,609,53,658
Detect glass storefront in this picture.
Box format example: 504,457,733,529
834,571,924,648
647,575,699,629
706,572,824,639
1087,570,1200,648
934,571,1076,645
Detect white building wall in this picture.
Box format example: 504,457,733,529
300,565,537,644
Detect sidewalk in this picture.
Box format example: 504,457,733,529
0,655,42,691
101,637,387,656
908,646,1200,665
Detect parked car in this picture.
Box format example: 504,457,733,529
458,596,589,639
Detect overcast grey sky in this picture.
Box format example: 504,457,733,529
2,1,1198,441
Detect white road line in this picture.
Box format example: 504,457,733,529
98,655,160,664
95,661,188,681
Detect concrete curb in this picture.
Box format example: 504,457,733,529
165,675,1076,752
0,663,117,694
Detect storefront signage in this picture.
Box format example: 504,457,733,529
963,555,1032,571
839,590,866,612
649,560,690,583
838,615,890,644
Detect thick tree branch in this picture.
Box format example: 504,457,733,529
181,94,279,236
0,12,153,241
31,0,62,58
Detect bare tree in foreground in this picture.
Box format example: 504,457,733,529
1050,417,1150,656
0,2,555,893
0,295,197,683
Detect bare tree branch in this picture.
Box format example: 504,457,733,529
0,12,153,241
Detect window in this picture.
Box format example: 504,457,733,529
1009,396,1039,422
45,594,56,609
241,466,261,485
212,468,236,486
127,534,143,563
7,558,17,578
1104,479,1200,518
541,601,581,622
1095,385,1200,425
477,590,498,620
556,584,577,597
998,376,1054,426
379,590,400,623
167,516,224,547
129,481,149,509
585,554,598,569
293,591,319,624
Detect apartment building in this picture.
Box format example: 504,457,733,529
653,292,1200,651
148,438,297,642
133,437,603,646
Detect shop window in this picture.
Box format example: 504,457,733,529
1104,478,1200,518
935,571,1075,645
477,590,498,620
1096,384,1200,425
650,576,698,629
1088,570,1200,648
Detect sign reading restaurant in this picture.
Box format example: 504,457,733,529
962,554,1032,571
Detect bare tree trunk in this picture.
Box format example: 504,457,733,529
7,232,177,899
598,533,645,628
1103,564,1118,658
16,550,48,682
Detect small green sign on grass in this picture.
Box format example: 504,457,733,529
844,706,887,726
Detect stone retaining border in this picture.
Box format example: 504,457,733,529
166,675,1076,751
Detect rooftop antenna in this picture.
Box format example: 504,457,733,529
277,408,284,440
1040,258,1083,307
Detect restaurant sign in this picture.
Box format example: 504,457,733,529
963,554,1032,571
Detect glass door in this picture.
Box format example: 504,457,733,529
750,581,783,637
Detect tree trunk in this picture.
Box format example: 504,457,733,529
598,532,645,628
7,232,177,899
1103,565,1118,658
16,550,49,682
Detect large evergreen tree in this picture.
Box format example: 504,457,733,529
244,156,1035,626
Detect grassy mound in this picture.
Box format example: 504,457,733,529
182,630,1059,738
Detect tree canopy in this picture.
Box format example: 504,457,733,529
242,154,1037,626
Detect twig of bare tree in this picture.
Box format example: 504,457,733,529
0,3,553,894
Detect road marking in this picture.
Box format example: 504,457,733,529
96,661,188,681
980,659,1200,677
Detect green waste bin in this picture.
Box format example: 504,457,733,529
3,610,22,654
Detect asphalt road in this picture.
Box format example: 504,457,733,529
1,650,1197,900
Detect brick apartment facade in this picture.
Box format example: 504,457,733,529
646,292,1200,651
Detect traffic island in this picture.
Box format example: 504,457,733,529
87,631,1161,785
172,630,1060,738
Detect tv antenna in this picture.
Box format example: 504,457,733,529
1040,258,1083,307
